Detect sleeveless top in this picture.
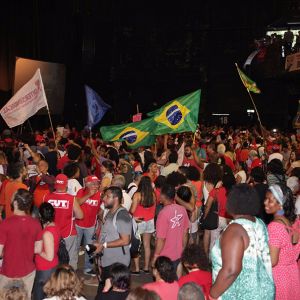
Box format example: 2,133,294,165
211,218,275,300
35,225,60,271
133,202,156,221
133,193,156,221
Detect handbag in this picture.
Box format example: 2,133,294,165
57,238,70,265
200,191,219,230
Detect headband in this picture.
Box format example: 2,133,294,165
269,185,285,206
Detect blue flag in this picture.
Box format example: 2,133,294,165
85,85,111,128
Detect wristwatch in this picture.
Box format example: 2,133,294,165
103,242,108,249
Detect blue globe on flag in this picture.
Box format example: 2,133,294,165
166,105,183,126
120,130,137,144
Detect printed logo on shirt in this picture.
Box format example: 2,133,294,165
48,199,69,209
170,210,183,229
85,199,99,206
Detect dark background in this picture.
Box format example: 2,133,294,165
0,0,299,130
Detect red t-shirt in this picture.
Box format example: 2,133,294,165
76,188,101,228
191,180,203,203
209,187,230,218
133,203,156,221
239,149,249,162
0,181,28,218
156,203,189,261
224,155,235,171
250,158,262,170
154,188,161,205
178,270,212,298
0,215,42,277
57,155,70,171
182,157,202,172
33,176,51,208
144,281,179,300
35,225,60,271
44,192,76,238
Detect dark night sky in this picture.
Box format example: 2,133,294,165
0,0,298,129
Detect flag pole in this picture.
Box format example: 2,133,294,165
193,131,196,144
39,69,56,145
246,88,264,135
46,103,56,144
136,104,139,114
235,63,265,140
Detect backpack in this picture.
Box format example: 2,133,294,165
57,238,70,264
113,207,141,258
127,183,137,195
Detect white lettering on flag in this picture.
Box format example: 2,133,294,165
0,69,47,128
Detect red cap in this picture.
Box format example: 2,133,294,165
55,174,68,190
272,144,280,151
85,175,100,184
35,134,44,143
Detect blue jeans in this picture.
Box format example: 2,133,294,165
75,225,95,272
33,268,56,300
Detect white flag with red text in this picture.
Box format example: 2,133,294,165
0,69,48,128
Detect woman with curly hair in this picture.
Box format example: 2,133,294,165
264,184,300,300
43,265,85,300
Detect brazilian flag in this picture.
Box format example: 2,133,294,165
147,90,201,135
100,118,156,149
236,64,261,94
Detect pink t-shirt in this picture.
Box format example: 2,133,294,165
144,281,179,300
156,203,189,261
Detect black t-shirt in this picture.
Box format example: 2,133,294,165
96,290,129,300
44,151,58,176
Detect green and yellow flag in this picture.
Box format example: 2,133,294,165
236,64,261,94
147,90,201,135
100,118,156,149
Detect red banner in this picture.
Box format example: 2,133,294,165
132,113,142,122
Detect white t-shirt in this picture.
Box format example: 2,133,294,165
291,160,300,169
67,179,82,196
122,190,132,211
127,182,138,198
0,165,4,175
235,170,247,183
268,153,283,163
295,195,300,215
161,163,179,177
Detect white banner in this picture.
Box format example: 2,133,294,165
0,69,47,128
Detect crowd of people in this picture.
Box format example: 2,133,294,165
0,124,299,300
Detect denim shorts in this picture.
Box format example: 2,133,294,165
137,219,155,234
